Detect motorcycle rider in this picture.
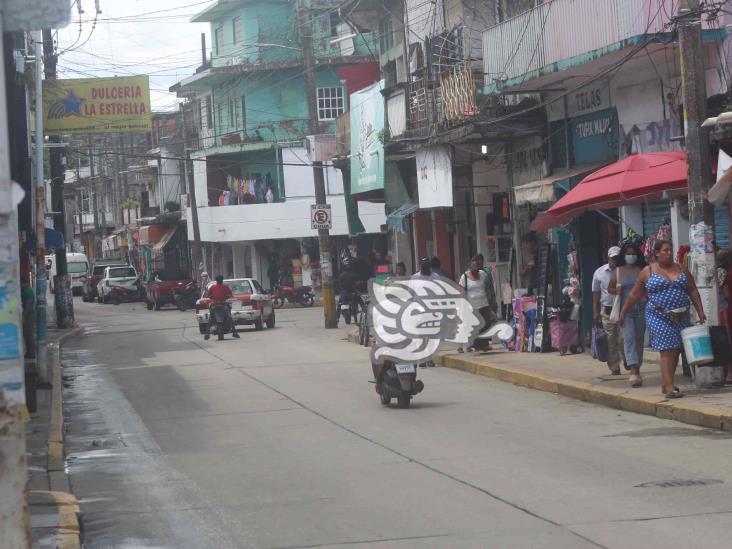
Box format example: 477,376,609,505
204,275,240,340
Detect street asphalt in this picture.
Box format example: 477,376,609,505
63,299,732,549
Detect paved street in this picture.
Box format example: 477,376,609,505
64,299,732,549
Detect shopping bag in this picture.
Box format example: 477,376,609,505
592,326,609,362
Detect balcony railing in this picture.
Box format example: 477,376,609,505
483,0,681,87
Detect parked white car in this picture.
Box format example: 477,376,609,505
96,265,139,304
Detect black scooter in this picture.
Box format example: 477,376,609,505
372,359,424,409
207,302,234,341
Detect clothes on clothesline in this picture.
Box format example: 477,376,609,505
225,173,278,205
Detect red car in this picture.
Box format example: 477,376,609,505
145,270,194,310
195,278,275,334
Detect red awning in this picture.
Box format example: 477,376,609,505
531,152,688,231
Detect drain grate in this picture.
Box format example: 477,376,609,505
635,479,724,488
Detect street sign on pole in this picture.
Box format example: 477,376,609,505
311,204,332,230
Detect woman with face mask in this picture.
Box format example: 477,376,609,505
619,240,706,398
609,243,646,387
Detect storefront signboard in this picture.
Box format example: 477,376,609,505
350,80,385,194
567,81,611,118
571,107,619,166
43,76,152,134
416,146,453,209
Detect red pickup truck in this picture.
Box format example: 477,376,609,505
144,270,194,310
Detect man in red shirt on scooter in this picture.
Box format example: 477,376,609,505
205,275,240,340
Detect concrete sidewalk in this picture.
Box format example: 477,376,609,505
26,326,83,549
434,346,732,431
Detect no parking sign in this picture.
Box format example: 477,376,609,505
311,204,332,230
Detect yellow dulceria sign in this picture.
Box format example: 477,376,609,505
43,75,152,134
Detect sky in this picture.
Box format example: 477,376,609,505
56,0,214,111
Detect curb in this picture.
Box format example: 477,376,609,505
435,353,732,432
45,326,83,549
47,326,83,472
29,490,81,549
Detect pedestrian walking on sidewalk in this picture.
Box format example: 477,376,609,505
609,243,646,387
457,256,497,353
411,257,439,281
592,246,623,374
619,240,706,399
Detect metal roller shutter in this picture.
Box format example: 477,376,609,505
715,206,730,249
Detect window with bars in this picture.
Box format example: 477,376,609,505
233,16,242,45
216,102,224,130
316,87,345,121
241,95,247,130
80,188,90,212
214,26,223,54
228,97,238,128
379,16,394,54
204,97,213,128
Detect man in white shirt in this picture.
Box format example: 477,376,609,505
592,246,623,374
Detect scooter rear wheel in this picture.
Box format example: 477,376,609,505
397,394,411,409
217,323,225,341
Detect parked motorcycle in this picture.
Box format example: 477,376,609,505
108,284,143,306
337,290,364,325
208,301,233,341
372,359,424,409
173,281,199,312
271,285,315,308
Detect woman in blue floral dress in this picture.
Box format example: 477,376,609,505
619,240,706,398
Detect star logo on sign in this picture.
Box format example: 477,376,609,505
60,90,84,116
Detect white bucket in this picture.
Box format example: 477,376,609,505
681,325,714,366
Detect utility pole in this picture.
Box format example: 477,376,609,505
89,136,99,260
34,30,49,383
0,16,31,547
43,29,72,328
679,0,717,322
181,104,202,283
298,0,337,328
